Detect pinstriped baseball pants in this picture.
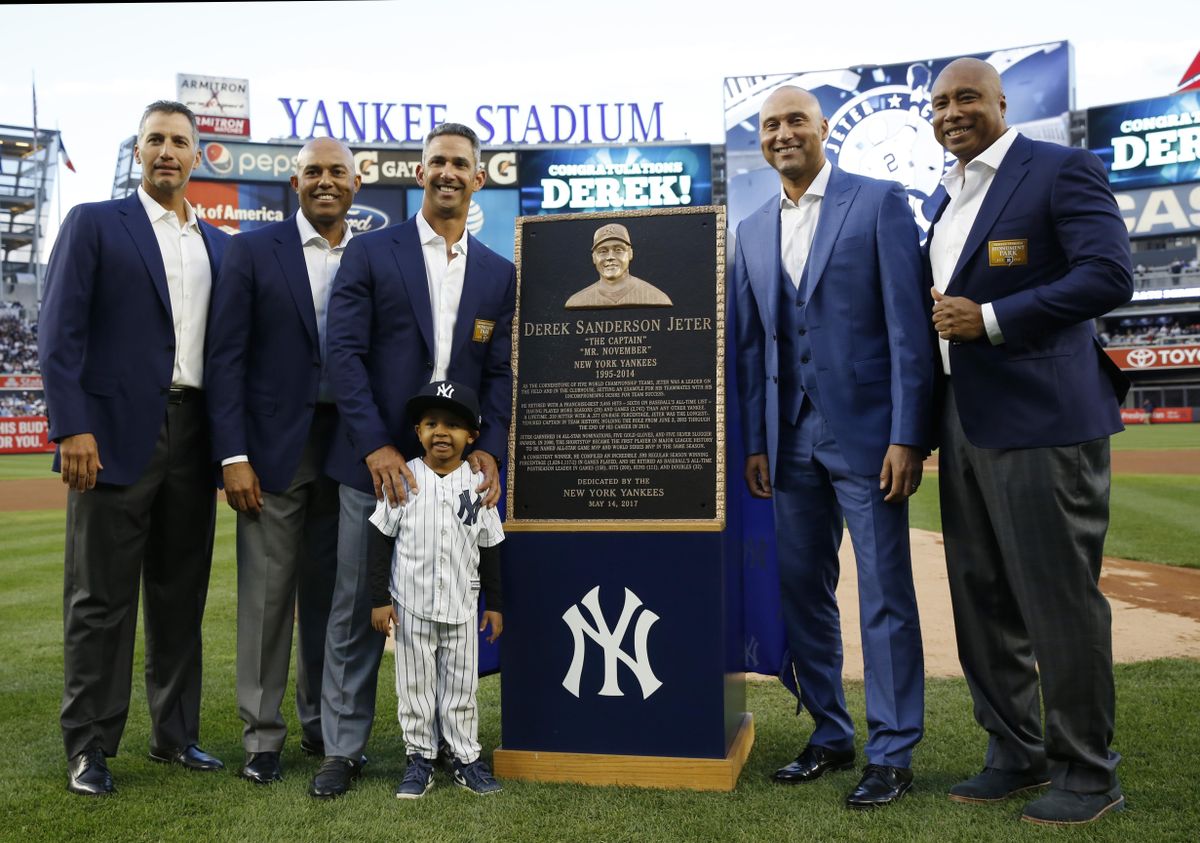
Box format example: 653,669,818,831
391,601,480,763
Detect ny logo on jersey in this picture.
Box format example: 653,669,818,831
437,383,455,398
457,490,482,526
561,586,662,700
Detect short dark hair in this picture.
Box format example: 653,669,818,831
423,122,481,171
138,100,199,145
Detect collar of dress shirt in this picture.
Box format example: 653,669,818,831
415,210,469,257
940,127,1020,195
137,185,198,230
779,159,832,209
296,209,353,250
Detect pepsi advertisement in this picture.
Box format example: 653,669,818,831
199,138,517,189
723,41,1074,238
518,145,712,216
1087,91,1200,190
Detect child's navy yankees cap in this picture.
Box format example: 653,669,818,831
406,380,481,431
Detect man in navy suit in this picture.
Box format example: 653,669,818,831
38,101,230,796
205,138,361,785
310,122,514,799
733,86,933,809
927,58,1132,826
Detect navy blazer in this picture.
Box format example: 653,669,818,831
38,192,230,486
928,134,1133,449
205,216,332,494
324,215,516,494
733,166,934,478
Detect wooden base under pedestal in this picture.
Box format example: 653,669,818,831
492,713,754,792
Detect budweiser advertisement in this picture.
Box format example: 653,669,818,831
0,416,54,454
1107,344,1200,370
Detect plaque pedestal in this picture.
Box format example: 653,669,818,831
493,531,749,791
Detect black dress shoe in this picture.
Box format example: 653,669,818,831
149,743,225,772
309,756,364,799
68,747,114,796
773,744,856,783
240,751,282,784
846,764,913,809
298,736,368,767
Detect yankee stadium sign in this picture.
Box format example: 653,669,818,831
278,98,666,145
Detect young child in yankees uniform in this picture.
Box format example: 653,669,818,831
368,380,504,798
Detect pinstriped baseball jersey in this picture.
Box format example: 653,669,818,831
369,458,504,624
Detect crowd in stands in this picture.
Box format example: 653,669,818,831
0,312,39,374
1102,314,1200,347
1133,258,1200,289
0,390,45,416
1,312,45,417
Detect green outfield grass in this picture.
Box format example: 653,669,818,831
0,452,55,480
1110,422,1200,451
908,473,1200,569
0,507,1197,841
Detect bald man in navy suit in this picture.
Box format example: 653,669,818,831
206,137,362,785
39,101,230,796
927,58,1132,827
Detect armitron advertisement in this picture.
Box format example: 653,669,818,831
177,73,251,138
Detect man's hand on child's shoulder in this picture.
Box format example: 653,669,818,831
467,449,500,508
480,610,503,643
371,605,398,635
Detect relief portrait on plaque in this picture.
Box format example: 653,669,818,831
564,223,674,310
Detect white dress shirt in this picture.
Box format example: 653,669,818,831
370,458,504,624
780,159,832,288
929,127,1019,374
415,211,468,382
137,186,210,388
296,211,353,404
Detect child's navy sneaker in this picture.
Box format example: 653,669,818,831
452,758,502,795
395,754,434,799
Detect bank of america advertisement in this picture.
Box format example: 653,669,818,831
723,41,1074,236
1087,91,1200,190
518,145,712,216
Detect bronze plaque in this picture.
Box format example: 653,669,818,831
507,207,725,531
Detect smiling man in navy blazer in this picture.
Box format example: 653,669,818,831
927,58,1133,827
205,137,361,785
310,122,514,799
39,101,230,796
733,86,934,809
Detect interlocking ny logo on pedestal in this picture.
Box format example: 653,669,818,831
562,586,662,700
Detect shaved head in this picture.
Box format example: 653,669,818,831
297,137,355,173
931,58,1008,164
758,85,829,198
